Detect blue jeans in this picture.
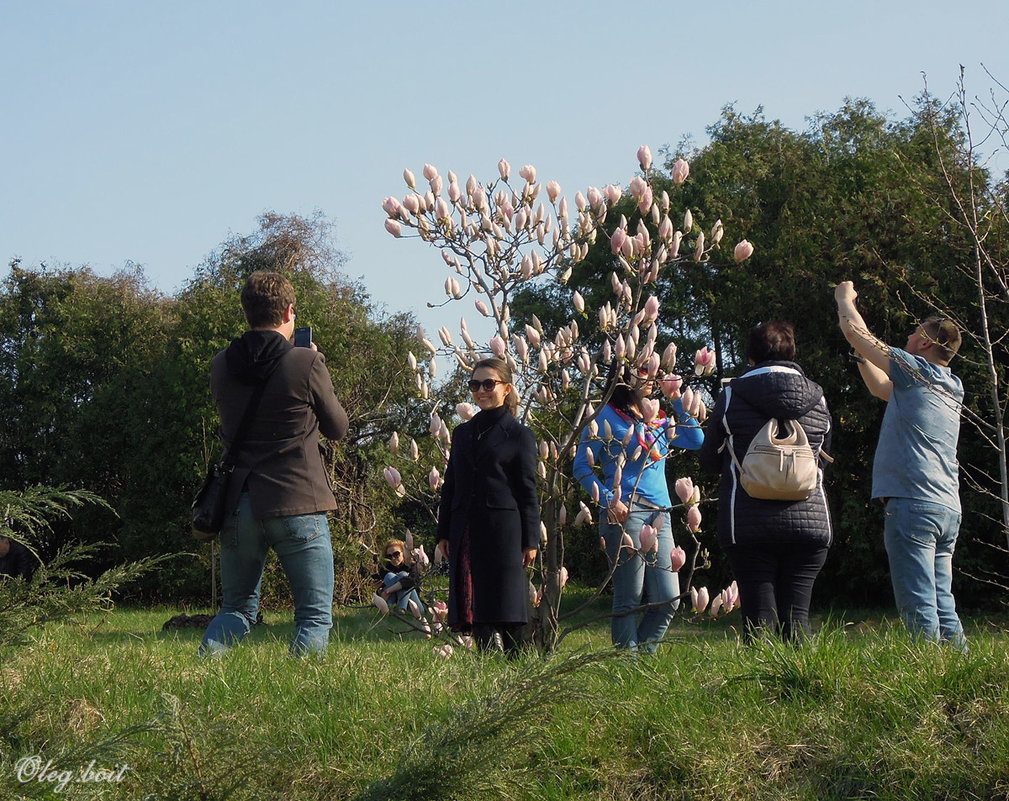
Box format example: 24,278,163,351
383,571,425,615
200,493,334,656
600,506,679,653
883,497,965,649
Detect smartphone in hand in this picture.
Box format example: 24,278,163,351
294,326,313,348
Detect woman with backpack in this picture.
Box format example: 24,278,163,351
698,321,833,642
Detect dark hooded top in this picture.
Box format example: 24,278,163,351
211,330,349,519
698,361,833,549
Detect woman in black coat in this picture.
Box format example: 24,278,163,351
698,322,833,641
437,357,540,653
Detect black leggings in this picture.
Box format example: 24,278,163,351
723,543,828,642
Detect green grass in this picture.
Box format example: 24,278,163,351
2,596,1009,800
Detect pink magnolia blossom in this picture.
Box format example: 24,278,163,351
383,466,402,489
388,431,400,454
384,219,402,238
669,545,687,572
671,158,689,186
693,231,705,262
638,186,653,216
620,532,635,552
430,175,443,196
692,486,701,505
637,144,653,171
711,219,724,244
404,529,414,551
640,397,659,424
403,169,416,189
546,180,561,202
558,566,569,589
683,209,693,232
658,215,673,241
670,230,682,259
524,324,541,348
428,467,441,492
433,600,448,621
680,386,694,415
643,295,660,323
434,543,447,563
435,198,450,220
456,402,475,421
686,505,702,533
488,335,505,357
498,158,511,180
639,524,657,553
475,300,491,317
610,226,627,254
382,196,402,216
409,438,419,461
413,545,430,568
726,580,740,611
674,477,694,504
402,194,420,214
660,373,683,399
709,596,724,617
423,163,438,181
734,239,754,263
629,175,647,199
661,343,678,370
572,291,585,314
692,586,709,614
604,184,622,204
574,502,592,526
694,347,715,376
586,185,603,209
519,164,536,183
558,504,567,526
590,483,600,503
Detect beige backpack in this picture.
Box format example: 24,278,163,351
720,384,831,501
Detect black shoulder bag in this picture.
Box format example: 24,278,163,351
192,370,276,541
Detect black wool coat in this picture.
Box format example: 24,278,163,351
698,361,833,550
437,406,541,626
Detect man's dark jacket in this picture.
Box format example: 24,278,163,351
698,362,833,549
438,405,540,626
211,330,349,520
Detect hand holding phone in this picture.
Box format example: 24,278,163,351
294,326,313,348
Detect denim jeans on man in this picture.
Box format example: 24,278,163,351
200,493,334,656
883,497,965,649
600,506,679,653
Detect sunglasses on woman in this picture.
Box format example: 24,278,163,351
468,379,504,392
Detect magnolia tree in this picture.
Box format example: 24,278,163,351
912,70,1009,559
381,147,753,652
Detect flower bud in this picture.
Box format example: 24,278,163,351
637,144,652,172
384,219,402,238
671,158,689,186
734,239,754,263
403,169,416,189
519,164,536,183
423,163,438,181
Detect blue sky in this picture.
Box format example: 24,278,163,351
3,1,1007,340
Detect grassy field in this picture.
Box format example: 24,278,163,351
2,593,1009,800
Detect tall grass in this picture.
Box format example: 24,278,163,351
1,603,1009,800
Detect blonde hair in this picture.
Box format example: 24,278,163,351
382,539,411,567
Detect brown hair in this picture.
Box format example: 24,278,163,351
241,271,296,328
920,317,961,363
472,357,519,416
747,321,796,363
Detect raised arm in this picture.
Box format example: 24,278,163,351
835,280,893,399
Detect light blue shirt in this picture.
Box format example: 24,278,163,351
871,347,963,512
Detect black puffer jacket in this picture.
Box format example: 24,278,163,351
698,361,833,549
